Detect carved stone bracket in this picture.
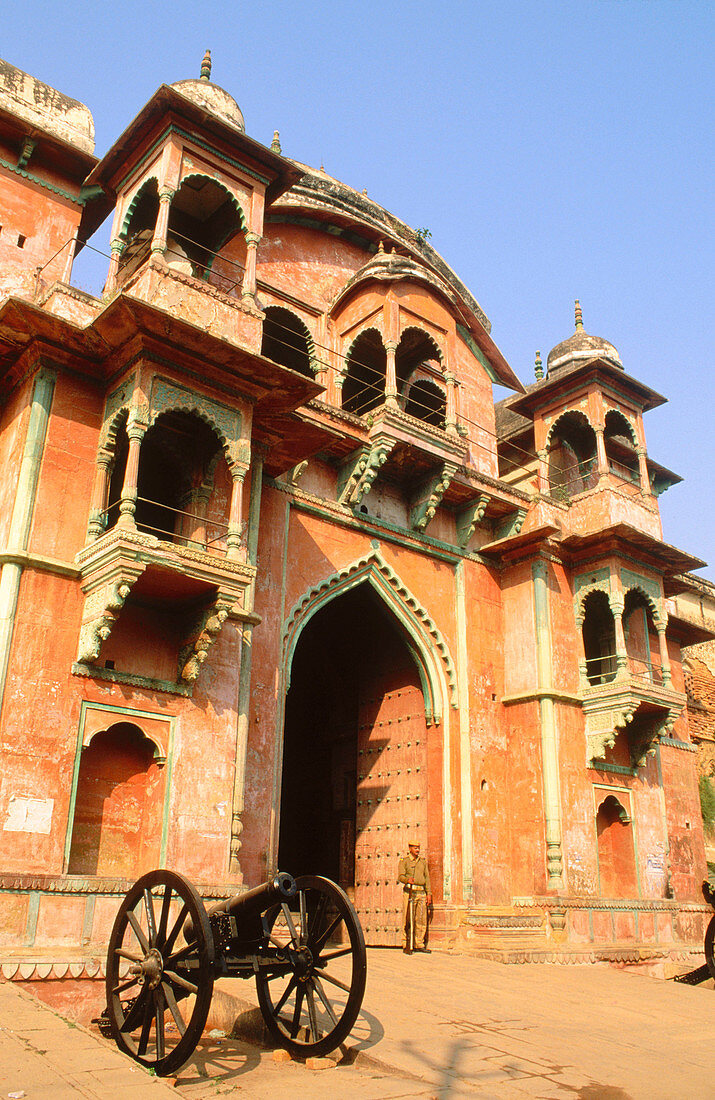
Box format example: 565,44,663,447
179,599,232,682
410,463,457,532
493,507,527,541
76,572,141,664
456,493,490,548
338,442,394,508
586,702,637,763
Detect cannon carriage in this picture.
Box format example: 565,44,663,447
104,867,367,1075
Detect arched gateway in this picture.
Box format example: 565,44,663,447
278,550,455,945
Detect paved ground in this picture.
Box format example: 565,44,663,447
2,949,714,1098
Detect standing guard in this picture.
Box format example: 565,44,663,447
398,841,432,953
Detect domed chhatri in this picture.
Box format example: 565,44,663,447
171,50,245,133
546,300,622,377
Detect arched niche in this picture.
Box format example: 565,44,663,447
596,792,638,898
261,306,314,376
395,326,443,396
68,722,166,878
623,588,661,682
405,378,446,428
168,173,247,284
342,328,386,415
117,177,159,282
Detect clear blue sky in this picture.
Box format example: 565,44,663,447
4,1,713,579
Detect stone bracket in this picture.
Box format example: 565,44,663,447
456,493,490,548
338,442,394,508
410,463,457,532
76,567,143,664
493,506,527,541
179,597,232,683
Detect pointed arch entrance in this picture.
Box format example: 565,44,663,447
278,556,451,946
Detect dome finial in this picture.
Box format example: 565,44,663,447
200,49,212,82
574,299,583,331
271,130,281,153
534,350,543,381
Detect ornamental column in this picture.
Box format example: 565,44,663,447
445,370,458,434
385,340,398,407
86,450,113,541
610,595,629,679
657,619,672,685
117,415,146,529
537,448,549,494
637,447,652,495
104,238,126,295
241,233,261,302
227,463,250,559
151,185,175,256
595,427,608,478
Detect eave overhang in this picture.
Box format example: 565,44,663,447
507,357,667,418
84,85,302,212
559,524,706,576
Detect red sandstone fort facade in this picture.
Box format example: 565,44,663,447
0,56,712,993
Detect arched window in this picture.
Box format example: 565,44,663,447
342,330,386,415
167,175,245,286
405,379,446,428
261,307,313,376
581,590,616,685
395,327,442,396
604,410,639,484
596,794,637,898
118,179,159,283
548,412,598,500
68,723,165,877
623,589,660,682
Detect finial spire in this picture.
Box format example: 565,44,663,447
574,299,583,331
534,350,543,381
271,130,281,154
200,49,212,81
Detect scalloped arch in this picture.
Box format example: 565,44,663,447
83,720,166,764
397,324,445,365
99,407,129,453
262,305,317,365
344,324,386,360
282,548,458,725
575,582,612,626
119,176,159,240
177,172,247,233
604,407,638,447
148,402,236,463
623,583,664,628
545,407,596,450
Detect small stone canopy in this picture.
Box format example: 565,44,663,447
547,300,622,377
171,78,245,133
0,57,95,154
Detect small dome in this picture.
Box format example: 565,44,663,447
171,78,245,133
547,301,622,376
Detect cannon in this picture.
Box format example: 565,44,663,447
673,880,715,986
103,868,367,1075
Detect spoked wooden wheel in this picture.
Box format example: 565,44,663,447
256,874,367,1058
105,869,215,1076
705,916,715,981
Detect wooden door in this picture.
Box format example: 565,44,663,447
353,660,428,946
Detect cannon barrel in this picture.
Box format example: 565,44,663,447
185,871,297,942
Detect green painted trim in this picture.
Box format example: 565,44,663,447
268,492,293,873
81,894,96,945
589,760,638,777
0,551,79,578
63,702,88,873
456,324,500,384
70,662,192,696
532,558,564,889
266,213,378,256
25,892,40,947
159,721,175,865
0,157,82,204
502,689,582,706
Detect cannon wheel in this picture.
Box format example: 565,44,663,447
255,874,367,1058
705,916,715,981
105,869,215,1076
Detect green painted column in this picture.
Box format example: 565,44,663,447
0,369,56,720
455,560,473,900
532,558,564,889
229,450,264,874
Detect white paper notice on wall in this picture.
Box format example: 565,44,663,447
4,795,54,834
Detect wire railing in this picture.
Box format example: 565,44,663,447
99,496,230,554
584,652,665,686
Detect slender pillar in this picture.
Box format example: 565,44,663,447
104,238,126,295
610,595,629,679
227,463,249,559
384,340,398,407
117,416,146,529
241,233,261,302
637,447,651,495
151,186,175,256
445,370,458,434
86,451,112,541
595,427,608,478
537,448,549,494
532,558,564,890
230,451,264,873
0,370,56,721
657,624,672,685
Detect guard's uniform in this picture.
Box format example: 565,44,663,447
397,852,431,949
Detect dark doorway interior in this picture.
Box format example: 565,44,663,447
278,585,415,885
